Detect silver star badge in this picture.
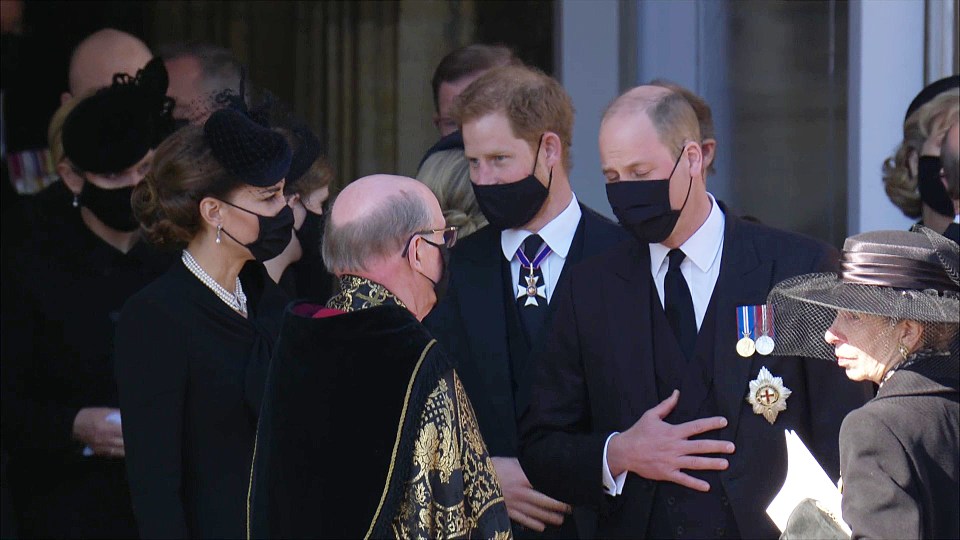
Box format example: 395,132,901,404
746,366,792,424
517,274,546,306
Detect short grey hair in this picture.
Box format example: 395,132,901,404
322,189,434,274
157,42,245,98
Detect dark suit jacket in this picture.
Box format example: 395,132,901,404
840,352,959,540
518,209,875,538
426,203,628,459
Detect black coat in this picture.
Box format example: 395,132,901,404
518,210,875,538
425,204,628,458
839,352,959,540
115,260,287,539
1,204,172,538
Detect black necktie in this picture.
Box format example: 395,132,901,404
665,249,697,360
517,234,549,344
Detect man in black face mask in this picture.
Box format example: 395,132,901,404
249,174,511,537
518,85,873,538
424,65,627,537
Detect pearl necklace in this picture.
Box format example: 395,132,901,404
181,250,247,316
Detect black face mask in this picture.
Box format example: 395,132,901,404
471,136,551,231
296,210,325,263
420,241,450,304
221,202,295,261
917,155,954,218
79,181,140,232
606,149,691,244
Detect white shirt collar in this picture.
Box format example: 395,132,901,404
649,193,725,272
501,193,582,261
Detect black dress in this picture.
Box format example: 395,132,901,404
0,204,173,538
839,351,959,540
114,258,288,539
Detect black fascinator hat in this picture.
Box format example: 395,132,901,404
203,71,292,187
62,57,175,174
904,75,959,122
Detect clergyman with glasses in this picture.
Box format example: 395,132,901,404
247,174,512,538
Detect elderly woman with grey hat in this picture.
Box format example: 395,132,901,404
768,226,959,539
114,97,293,538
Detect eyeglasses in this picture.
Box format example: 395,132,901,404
400,226,459,257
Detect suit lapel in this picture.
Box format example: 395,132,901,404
712,213,774,444
553,214,586,303
606,241,660,421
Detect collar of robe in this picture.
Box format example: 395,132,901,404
326,275,406,312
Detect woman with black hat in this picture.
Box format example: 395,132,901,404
768,227,959,539
0,59,175,538
883,75,960,243
114,103,293,538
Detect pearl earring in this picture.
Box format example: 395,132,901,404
72,194,79,208
216,224,222,244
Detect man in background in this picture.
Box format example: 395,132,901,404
158,42,244,124
62,28,152,105
430,43,519,137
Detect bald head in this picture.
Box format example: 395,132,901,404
603,85,701,151
331,175,435,226
66,29,152,100
324,175,441,274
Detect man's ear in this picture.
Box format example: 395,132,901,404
685,142,704,180
58,161,83,195
407,235,425,272
198,196,223,229
60,91,72,106
543,132,562,170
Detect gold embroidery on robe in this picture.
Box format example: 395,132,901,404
327,275,406,312
392,372,511,539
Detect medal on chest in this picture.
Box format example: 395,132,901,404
736,305,756,357
755,304,776,355
746,366,792,424
515,242,552,307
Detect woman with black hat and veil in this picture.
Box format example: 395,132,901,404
0,59,175,538
768,226,959,539
114,97,293,538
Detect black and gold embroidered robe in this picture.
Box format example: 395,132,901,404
248,276,511,539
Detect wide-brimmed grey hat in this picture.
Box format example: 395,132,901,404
767,226,958,360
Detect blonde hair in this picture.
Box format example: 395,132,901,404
883,89,960,218
416,148,487,238
47,89,96,166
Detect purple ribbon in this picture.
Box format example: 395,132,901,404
516,242,553,271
